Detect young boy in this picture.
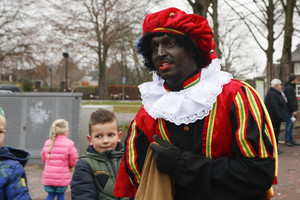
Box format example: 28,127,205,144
71,108,130,200
0,106,31,200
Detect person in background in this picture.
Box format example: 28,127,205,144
41,119,78,200
113,7,277,200
284,74,300,147
265,79,287,154
71,108,130,200
0,106,31,200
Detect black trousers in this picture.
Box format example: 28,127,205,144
272,121,281,145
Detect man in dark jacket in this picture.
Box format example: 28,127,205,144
284,75,299,146
265,79,287,153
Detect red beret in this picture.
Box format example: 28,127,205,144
142,7,216,63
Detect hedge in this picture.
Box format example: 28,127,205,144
74,86,98,99
72,85,141,100
107,85,140,100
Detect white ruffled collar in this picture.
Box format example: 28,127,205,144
139,59,232,125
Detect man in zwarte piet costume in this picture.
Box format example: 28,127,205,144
114,7,278,200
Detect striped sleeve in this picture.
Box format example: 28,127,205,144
230,85,274,159
123,120,150,185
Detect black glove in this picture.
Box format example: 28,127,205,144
150,135,182,175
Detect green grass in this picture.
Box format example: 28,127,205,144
119,123,130,143
82,100,142,113
113,106,141,113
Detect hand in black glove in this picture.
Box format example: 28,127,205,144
150,135,182,175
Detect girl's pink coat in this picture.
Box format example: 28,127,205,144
41,135,78,186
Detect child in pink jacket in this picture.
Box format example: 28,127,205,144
41,119,78,200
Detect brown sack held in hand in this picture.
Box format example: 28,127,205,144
135,143,174,200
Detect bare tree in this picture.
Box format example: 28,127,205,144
187,0,212,18
109,25,152,85
219,20,257,77
224,0,284,87
186,0,255,77
279,0,297,83
45,0,151,99
128,43,152,84
0,0,37,79
186,0,223,58
210,0,222,59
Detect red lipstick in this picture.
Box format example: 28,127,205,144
159,61,172,71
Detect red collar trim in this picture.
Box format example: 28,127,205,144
163,71,201,91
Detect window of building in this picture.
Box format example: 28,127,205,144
294,62,300,74
296,82,300,97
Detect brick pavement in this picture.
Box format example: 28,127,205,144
25,134,300,200
25,164,72,200
272,139,300,200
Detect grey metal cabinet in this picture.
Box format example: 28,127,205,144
0,92,82,163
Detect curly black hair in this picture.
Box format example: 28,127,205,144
137,32,209,71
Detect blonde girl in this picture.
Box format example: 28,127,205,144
41,119,78,200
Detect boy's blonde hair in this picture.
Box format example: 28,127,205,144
47,119,69,159
0,115,6,127
0,107,6,127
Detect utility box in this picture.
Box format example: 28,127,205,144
0,92,82,163
80,105,113,156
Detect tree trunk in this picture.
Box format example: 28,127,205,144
187,0,222,61
280,0,296,83
188,0,211,18
266,0,275,88
98,61,109,99
211,0,222,59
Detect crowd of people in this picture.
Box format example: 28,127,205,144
0,7,298,200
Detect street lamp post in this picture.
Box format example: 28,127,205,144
62,46,69,92
49,65,53,92
122,76,126,101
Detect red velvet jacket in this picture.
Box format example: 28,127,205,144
114,79,277,199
